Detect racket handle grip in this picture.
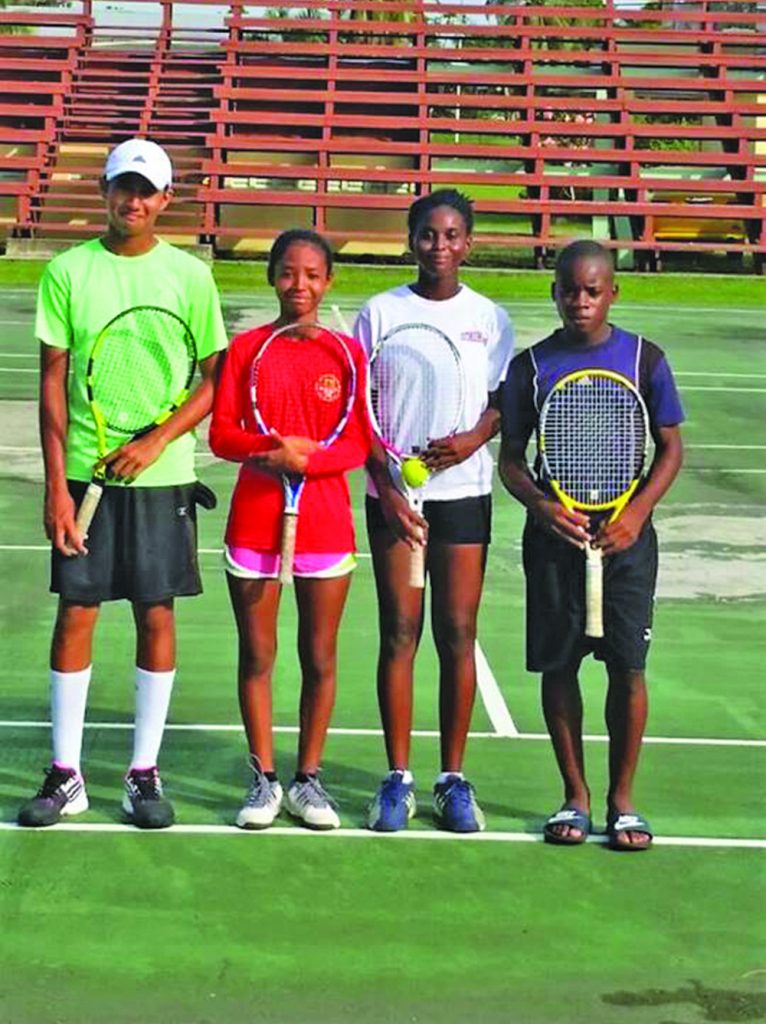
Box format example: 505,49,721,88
585,544,604,639
74,482,104,541
408,538,426,589
279,512,298,585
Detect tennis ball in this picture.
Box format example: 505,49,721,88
401,457,430,489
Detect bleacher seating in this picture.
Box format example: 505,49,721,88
202,0,765,266
1,0,763,268
0,9,90,238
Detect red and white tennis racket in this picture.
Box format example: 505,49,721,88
250,321,357,584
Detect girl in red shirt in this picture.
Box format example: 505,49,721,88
210,230,370,830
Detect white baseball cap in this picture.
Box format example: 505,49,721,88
104,138,173,191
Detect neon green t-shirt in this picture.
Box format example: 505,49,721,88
35,238,229,487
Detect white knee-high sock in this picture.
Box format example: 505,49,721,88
51,667,92,776
130,667,176,772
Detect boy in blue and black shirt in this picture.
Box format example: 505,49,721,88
499,241,684,850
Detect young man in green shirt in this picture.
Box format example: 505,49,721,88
18,138,229,829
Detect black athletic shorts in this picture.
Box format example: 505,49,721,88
51,481,203,605
523,515,658,673
365,493,491,545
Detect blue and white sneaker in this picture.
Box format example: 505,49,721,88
433,775,486,833
367,771,416,832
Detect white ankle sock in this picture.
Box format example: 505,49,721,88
130,667,175,771
436,771,463,785
50,666,92,776
390,769,414,785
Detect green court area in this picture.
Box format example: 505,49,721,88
0,271,764,1023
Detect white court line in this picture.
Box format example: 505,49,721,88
675,372,766,379
475,641,518,737
682,387,766,393
0,821,762,848
1,721,763,747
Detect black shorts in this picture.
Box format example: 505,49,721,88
365,493,491,545
523,516,658,673
51,481,203,605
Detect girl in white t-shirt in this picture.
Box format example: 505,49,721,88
354,189,514,834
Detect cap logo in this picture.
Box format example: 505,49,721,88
133,156,146,164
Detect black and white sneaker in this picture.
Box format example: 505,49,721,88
18,764,89,827
122,767,175,829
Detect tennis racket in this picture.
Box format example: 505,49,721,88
75,305,197,541
249,321,357,585
367,322,465,589
538,368,650,638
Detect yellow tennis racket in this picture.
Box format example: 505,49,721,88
539,368,650,638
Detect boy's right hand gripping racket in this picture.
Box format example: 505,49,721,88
75,306,197,541
538,368,650,638
367,322,465,589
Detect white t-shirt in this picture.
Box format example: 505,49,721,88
355,283,514,501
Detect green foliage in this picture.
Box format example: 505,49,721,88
633,113,702,153
504,0,607,52
260,7,329,43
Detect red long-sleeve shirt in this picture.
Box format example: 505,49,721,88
209,323,371,553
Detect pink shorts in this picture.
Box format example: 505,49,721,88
224,545,357,580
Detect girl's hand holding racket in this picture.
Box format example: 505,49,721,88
248,431,320,476
422,428,478,472
377,477,428,549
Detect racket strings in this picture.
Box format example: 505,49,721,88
544,378,647,504
252,334,354,442
92,309,195,433
370,335,463,453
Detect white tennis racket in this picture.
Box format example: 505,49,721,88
367,321,465,588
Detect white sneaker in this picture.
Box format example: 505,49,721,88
285,775,340,830
235,757,283,830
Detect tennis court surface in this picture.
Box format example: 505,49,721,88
1,275,764,1023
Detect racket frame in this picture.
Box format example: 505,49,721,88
366,322,465,589
249,321,357,585
75,306,197,542
538,368,650,639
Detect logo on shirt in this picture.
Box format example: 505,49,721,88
315,373,342,403
460,331,488,346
